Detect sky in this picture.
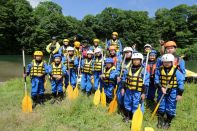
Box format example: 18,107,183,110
27,0,197,20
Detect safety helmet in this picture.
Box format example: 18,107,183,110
34,51,43,56
93,39,100,43
132,53,144,61
149,50,157,56
164,41,177,48
94,47,102,53
66,46,74,51
52,36,56,40
63,39,69,42
105,58,114,63
87,50,94,55
109,46,116,51
53,54,62,60
144,44,152,48
74,41,80,48
112,32,118,36
161,54,174,62
123,47,133,52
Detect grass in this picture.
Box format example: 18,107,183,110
0,79,197,131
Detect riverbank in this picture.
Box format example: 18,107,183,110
0,78,196,130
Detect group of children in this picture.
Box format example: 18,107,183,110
24,32,185,129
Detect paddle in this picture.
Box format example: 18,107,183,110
131,51,150,131
44,54,52,89
100,52,106,107
22,48,32,113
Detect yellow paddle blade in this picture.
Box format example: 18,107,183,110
93,88,101,106
108,96,117,113
73,85,79,99
22,94,32,113
131,104,143,131
66,84,74,100
144,127,154,131
101,88,106,107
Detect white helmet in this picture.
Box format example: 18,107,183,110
66,46,74,51
132,53,144,61
123,47,133,52
144,44,152,48
161,54,174,62
94,47,102,53
87,50,94,55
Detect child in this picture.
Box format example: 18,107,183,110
48,54,67,104
81,50,94,96
59,39,70,56
25,51,48,108
155,54,184,129
121,53,150,122
100,58,118,103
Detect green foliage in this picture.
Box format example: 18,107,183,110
0,79,197,130
0,1,196,56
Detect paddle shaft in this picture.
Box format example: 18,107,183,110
143,51,150,84
22,49,27,94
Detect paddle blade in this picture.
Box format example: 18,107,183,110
22,94,32,113
93,89,101,106
108,96,117,113
73,86,79,99
66,84,74,100
145,127,154,131
101,88,106,107
131,104,143,131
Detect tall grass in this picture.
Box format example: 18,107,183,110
0,79,196,131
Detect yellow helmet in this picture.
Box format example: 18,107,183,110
74,41,80,48
34,51,43,56
63,39,69,42
93,39,100,43
112,32,118,36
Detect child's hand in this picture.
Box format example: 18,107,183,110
121,88,125,96
141,93,145,101
117,77,121,83
161,87,167,94
23,73,27,78
176,95,182,101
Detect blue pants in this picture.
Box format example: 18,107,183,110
117,83,124,106
31,77,45,97
51,79,63,94
157,88,177,116
147,83,156,100
103,83,115,99
64,68,77,88
81,73,92,92
124,89,144,113
93,71,102,90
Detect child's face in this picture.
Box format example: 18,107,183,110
112,35,117,39
144,47,151,53
64,42,69,46
87,54,92,59
163,61,172,68
95,52,101,57
35,56,42,61
54,57,61,64
94,42,98,46
125,52,132,58
106,63,112,68
149,55,156,61
166,46,176,54
132,59,141,66
110,50,116,56
68,51,74,55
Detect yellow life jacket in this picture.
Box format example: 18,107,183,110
125,67,143,92
74,48,80,57
82,59,93,74
64,56,75,69
62,46,67,55
125,60,132,69
110,39,120,52
52,63,62,75
94,57,102,71
160,66,177,88
50,42,57,51
30,60,45,76
103,66,116,84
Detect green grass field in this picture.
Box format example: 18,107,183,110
0,78,196,131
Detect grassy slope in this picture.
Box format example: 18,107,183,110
0,79,196,131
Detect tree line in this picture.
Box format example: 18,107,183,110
0,0,196,59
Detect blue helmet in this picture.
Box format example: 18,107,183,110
150,50,157,56
53,54,62,60
105,58,114,64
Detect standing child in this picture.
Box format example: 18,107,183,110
121,53,150,122
48,54,67,104
25,51,48,108
100,58,118,103
155,54,184,129
81,50,94,96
